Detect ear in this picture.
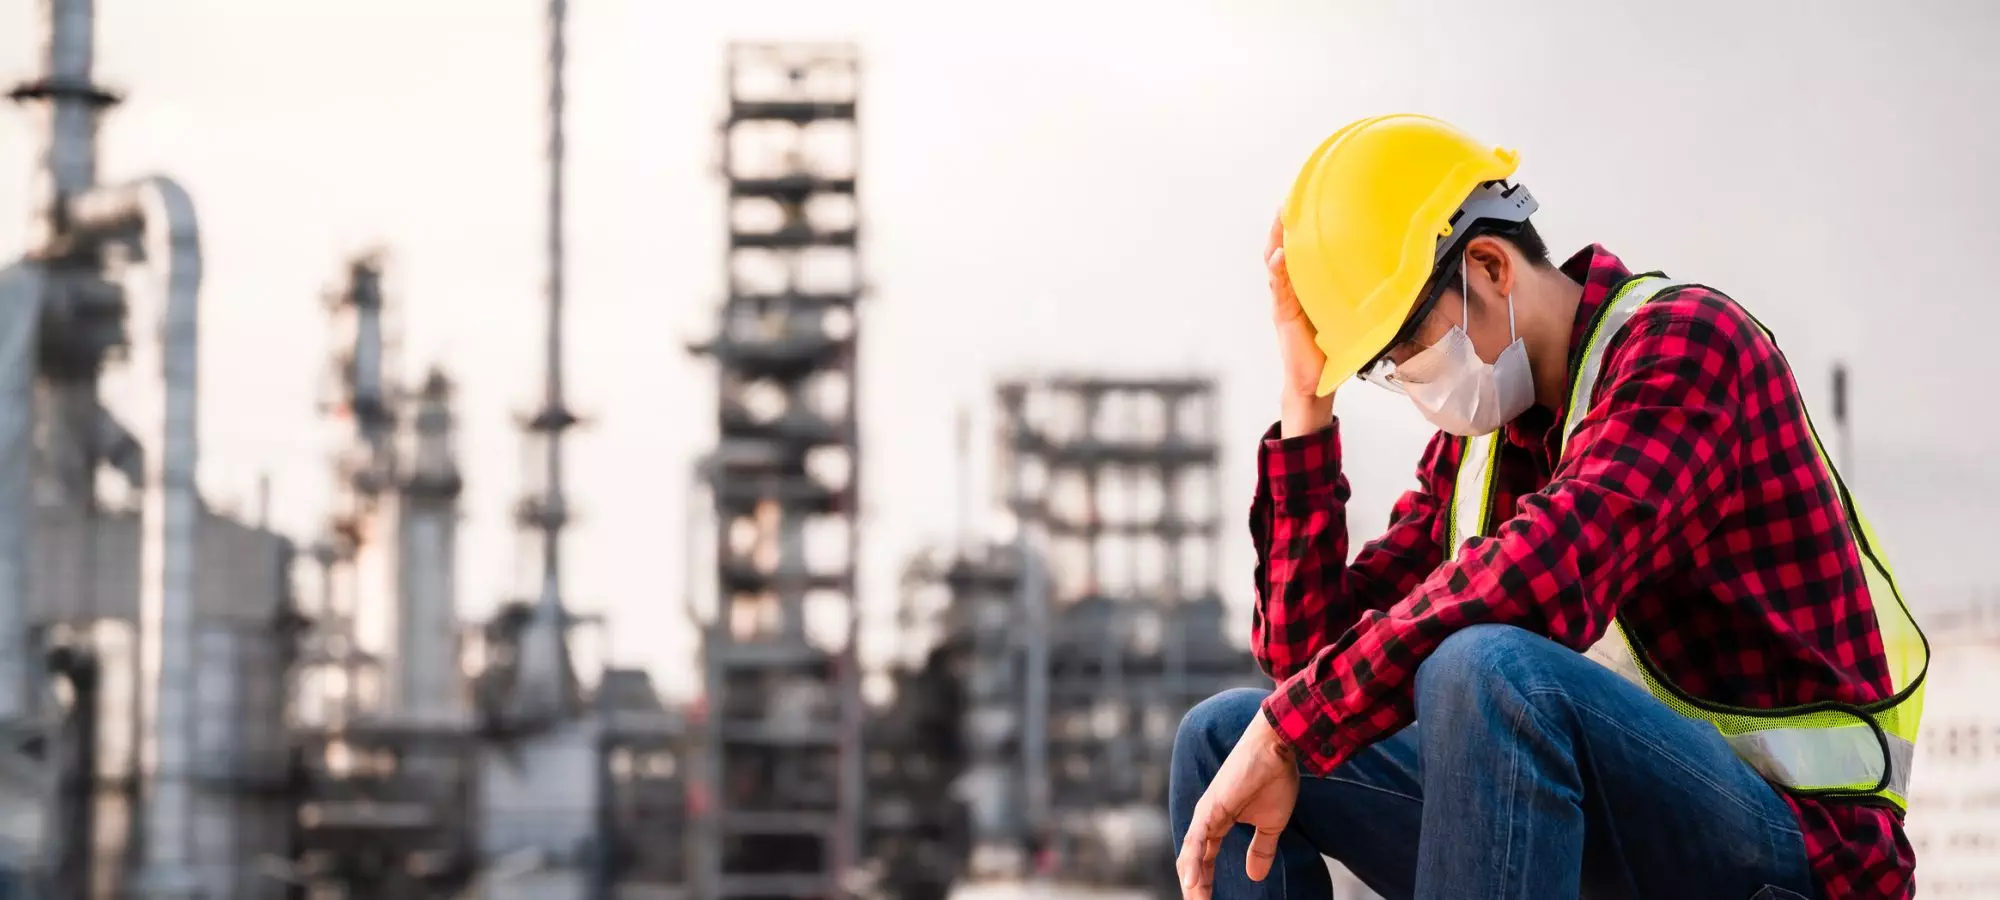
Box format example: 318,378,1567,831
1462,235,1515,303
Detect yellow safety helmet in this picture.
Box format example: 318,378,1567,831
1281,114,1534,396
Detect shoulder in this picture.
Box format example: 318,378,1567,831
1612,283,1779,370
1595,282,1782,402
1628,283,1770,352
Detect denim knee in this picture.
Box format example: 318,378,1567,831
1416,623,1563,703
1173,687,1269,774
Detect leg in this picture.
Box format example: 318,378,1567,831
1170,687,1427,899
1412,624,1819,899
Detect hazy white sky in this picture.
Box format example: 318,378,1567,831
2,0,1996,698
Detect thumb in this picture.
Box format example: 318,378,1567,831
1244,824,1282,882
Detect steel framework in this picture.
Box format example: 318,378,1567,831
689,41,866,900
997,375,1260,890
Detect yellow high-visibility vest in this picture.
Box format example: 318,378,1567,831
1444,274,1928,810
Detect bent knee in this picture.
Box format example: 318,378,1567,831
1417,624,1565,699
1174,688,1269,762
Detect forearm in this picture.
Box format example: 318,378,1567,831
1249,420,1443,680
1250,472,1357,680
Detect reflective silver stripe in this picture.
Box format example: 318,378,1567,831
1560,277,1684,442
1448,433,1499,558
1726,725,1912,799
1581,623,1646,686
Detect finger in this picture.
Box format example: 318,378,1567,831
1268,249,1293,299
1267,211,1285,256
1176,806,1209,894
1192,809,1229,899
1244,823,1283,882
1181,837,1219,900
1178,802,1227,899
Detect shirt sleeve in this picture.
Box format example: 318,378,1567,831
1260,308,1750,772
1248,418,1451,682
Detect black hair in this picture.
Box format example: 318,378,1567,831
1500,219,1553,268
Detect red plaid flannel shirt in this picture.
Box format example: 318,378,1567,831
1250,245,1912,898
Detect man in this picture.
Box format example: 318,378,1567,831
1170,114,1926,899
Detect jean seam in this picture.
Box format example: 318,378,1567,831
1524,686,1801,836
1308,773,1423,806
1497,696,1529,900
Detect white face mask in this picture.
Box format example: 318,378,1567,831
1394,262,1536,437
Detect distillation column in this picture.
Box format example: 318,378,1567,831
301,255,396,729
692,42,866,900
395,370,464,729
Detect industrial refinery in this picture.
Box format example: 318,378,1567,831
3,2,1998,900
0,2,1260,898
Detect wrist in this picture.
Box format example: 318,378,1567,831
1250,707,1297,764
1279,393,1334,439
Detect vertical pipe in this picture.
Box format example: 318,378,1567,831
0,265,43,724
26,0,99,253
955,406,971,555
22,0,121,514
397,500,455,720
542,0,568,590
145,181,200,900
69,178,202,899
1019,538,1048,854
683,459,706,629
1011,393,1050,854
1161,390,1187,718
1830,362,1853,484
396,372,462,725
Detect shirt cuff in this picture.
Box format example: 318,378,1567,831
1257,418,1346,505
1259,672,1345,775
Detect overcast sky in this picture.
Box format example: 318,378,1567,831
2,0,1996,698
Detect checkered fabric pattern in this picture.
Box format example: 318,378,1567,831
1249,245,1912,898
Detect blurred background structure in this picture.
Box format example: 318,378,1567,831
1,1,1998,899
688,40,867,900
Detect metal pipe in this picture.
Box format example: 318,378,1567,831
538,0,571,593
396,371,462,725
1831,362,1854,483
23,0,101,255
68,177,201,897
0,264,45,725
1018,532,1049,847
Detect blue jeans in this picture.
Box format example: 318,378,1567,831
1169,625,1819,899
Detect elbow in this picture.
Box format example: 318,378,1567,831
1254,657,1287,684
1251,646,1279,681
1248,634,1293,683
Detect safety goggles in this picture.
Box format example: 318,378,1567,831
1354,181,1539,393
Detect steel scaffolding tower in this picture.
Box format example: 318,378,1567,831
997,376,1259,889
690,41,865,900
298,255,396,731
